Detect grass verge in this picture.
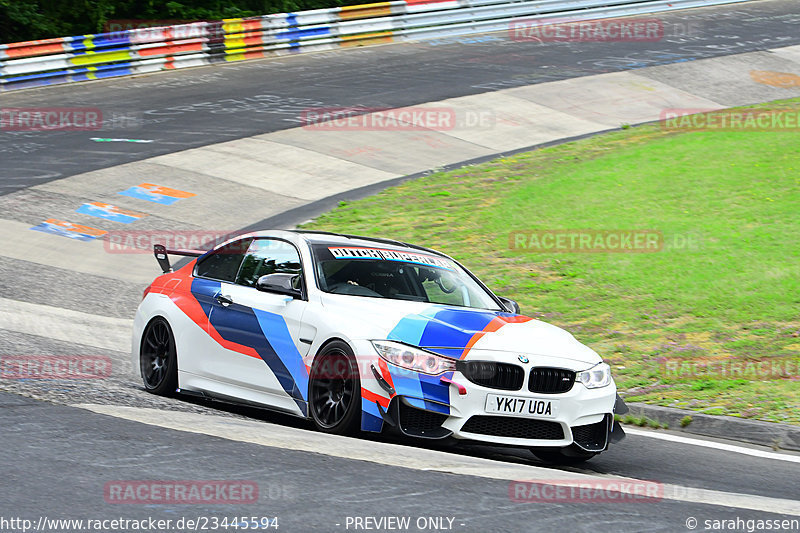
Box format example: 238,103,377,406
303,99,800,424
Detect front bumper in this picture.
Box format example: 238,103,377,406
449,374,616,446
410,377,616,450
355,339,621,450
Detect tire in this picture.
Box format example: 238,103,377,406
308,340,362,435
532,446,598,465
140,317,178,396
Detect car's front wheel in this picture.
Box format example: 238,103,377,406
532,445,598,465
308,341,361,435
140,317,178,395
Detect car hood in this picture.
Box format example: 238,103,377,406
320,295,601,366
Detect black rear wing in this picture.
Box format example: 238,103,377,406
154,244,204,273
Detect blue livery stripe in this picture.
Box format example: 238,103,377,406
403,397,449,415
189,279,306,414
361,406,384,433
190,278,220,318
388,365,424,399
362,396,382,418
418,308,496,353
425,347,463,358
419,377,449,406
423,400,449,414
387,365,450,414
387,310,432,346
207,302,306,413
253,309,309,402
389,307,499,354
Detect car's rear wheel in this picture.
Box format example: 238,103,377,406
140,317,178,395
309,341,361,435
532,446,598,464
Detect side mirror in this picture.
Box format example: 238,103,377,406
256,273,302,299
497,296,520,314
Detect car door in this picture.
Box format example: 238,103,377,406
182,237,251,383
204,237,312,415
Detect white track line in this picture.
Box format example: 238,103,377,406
0,297,132,353
75,404,800,516
625,427,800,463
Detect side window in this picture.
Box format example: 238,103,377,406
236,239,302,287
194,238,252,282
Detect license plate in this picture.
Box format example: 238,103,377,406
485,394,559,419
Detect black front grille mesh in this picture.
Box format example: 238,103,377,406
461,415,564,440
459,361,524,391
571,417,609,451
398,404,448,434
528,367,576,394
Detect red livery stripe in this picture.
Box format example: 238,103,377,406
362,387,390,408
460,315,535,359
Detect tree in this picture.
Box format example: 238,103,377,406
0,0,361,44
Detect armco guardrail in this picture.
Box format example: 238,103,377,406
0,0,752,92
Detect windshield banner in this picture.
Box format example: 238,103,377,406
328,247,454,270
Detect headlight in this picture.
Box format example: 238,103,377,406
371,340,456,375
577,362,611,389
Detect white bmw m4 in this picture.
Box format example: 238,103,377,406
133,230,627,463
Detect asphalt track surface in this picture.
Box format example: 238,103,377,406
2,1,800,531
3,393,800,533
1,0,800,195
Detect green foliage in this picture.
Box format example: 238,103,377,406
0,0,363,43
619,414,668,429
303,97,800,424
0,0,70,42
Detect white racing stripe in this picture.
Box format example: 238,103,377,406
0,297,133,353
75,404,800,516
625,427,800,464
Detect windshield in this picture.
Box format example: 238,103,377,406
311,244,501,310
